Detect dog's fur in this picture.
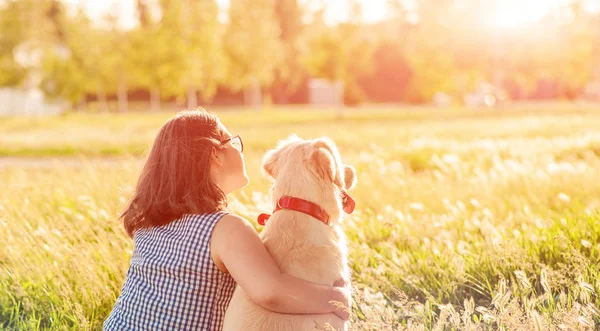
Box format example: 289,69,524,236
222,135,357,331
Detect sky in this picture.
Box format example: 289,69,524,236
62,0,600,30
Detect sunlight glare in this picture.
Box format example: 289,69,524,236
490,0,563,28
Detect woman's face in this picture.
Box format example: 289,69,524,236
212,127,249,194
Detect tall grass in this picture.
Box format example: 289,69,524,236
1,106,600,330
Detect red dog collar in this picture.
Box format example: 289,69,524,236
257,192,355,226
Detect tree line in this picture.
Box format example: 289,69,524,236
1,0,599,111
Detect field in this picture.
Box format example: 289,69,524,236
2,105,600,330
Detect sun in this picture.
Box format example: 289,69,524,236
490,0,563,28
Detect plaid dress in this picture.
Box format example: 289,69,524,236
103,211,236,331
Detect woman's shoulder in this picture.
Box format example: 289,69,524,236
180,209,230,221
183,211,253,230
210,213,261,257
213,213,252,227
210,213,254,235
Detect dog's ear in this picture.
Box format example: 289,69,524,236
310,145,336,182
311,137,339,161
310,137,344,186
262,134,301,179
343,165,357,190
262,148,279,179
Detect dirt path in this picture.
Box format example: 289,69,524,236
0,157,142,169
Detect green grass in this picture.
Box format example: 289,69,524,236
2,105,600,330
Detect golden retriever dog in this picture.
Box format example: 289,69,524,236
222,135,357,331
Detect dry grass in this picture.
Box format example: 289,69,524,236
1,105,600,330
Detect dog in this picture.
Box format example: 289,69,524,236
222,135,357,331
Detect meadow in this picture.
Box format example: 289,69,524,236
2,105,600,330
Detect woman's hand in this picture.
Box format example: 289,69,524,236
331,285,351,320
333,277,352,320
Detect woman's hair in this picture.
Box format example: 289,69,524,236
121,109,228,237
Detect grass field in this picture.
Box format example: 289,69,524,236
2,105,600,330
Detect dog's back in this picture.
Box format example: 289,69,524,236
223,212,348,331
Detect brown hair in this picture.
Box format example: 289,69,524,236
121,109,228,237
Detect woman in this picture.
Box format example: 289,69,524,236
103,109,350,330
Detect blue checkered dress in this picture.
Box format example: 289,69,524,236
103,211,236,330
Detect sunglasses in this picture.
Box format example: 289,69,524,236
221,135,243,153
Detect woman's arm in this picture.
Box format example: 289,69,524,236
210,214,350,320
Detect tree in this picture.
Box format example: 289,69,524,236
37,2,94,109
136,0,151,27
68,12,117,112
301,2,375,106
399,0,467,102
105,14,133,113
181,0,227,109
271,0,306,104
224,0,283,107
128,0,187,112
358,42,412,103
0,0,33,88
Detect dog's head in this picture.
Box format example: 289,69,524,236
262,135,357,222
